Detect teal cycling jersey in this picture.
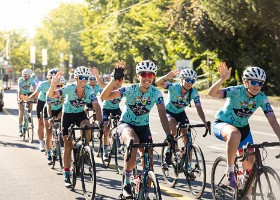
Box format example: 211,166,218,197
46,96,63,111
89,83,102,94
118,84,164,126
216,85,274,127
103,97,122,110
17,77,36,94
165,83,201,114
59,83,98,113
37,81,50,102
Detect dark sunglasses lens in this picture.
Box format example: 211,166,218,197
79,76,88,81
90,78,96,81
251,80,263,87
185,79,195,84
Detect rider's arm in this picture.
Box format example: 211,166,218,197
48,86,61,98
157,104,171,136
95,72,107,89
207,78,226,98
100,80,121,101
155,75,168,88
28,90,39,100
265,112,280,141
92,102,102,122
196,105,208,125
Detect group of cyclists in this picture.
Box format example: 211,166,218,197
16,60,280,199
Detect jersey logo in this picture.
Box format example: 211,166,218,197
233,108,253,118
128,103,149,116
70,99,86,108
110,98,121,104
171,100,188,108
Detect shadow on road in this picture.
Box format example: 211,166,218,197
0,140,38,150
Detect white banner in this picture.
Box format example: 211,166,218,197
42,49,47,65
30,46,36,64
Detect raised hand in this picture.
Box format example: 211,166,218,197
113,60,126,80
90,67,99,77
218,62,232,81
51,71,61,87
166,69,180,79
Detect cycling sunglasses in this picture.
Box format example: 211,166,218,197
89,77,96,81
184,78,195,84
56,85,64,88
250,80,264,87
78,75,89,81
139,72,155,78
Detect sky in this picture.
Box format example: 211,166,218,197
0,0,86,37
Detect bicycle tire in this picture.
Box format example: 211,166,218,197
29,114,34,143
81,146,96,200
185,143,206,199
211,156,236,200
91,127,101,157
160,139,178,187
252,166,280,200
71,145,82,190
138,171,162,200
22,115,28,142
115,131,125,174
100,143,112,168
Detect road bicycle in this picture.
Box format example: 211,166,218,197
21,100,35,143
49,117,63,170
211,141,280,200
86,107,102,157
68,124,99,200
160,121,210,199
119,139,168,200
100,113,125,174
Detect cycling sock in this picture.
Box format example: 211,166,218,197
104,145,109,154
227,165,235,173
64,168,70,178
46,150,51,156
19,125,22,131
124,170,132,185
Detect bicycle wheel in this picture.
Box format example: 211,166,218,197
28,114,34,143
91,128,101,157
138,171,162,200
71,145,82,190
100,142,112,168
160,140,178,187
115,131,125,174
81,146,96,200
211,156,236,200
185,144,206,199
252,166,280,200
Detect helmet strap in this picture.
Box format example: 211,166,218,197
246,88,257,98
181,84,188,92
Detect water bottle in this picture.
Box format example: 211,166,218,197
133,175,141,193
240,169,251,189
176,149,181,163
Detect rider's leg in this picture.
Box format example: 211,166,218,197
18,103,24,135
44,118,52,162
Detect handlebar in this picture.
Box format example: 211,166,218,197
240,142,280,162
67,124,99,141
48,117,61,130
108,113,120,121
126,139,168,162
177,121,211,137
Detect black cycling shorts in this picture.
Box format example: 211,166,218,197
61,111,88,136
102,108,122,122
166,110,189,124
36,99,47,119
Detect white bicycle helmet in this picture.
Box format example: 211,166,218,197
31,73,36,78
47,68,60,77
242,66,266,82
136,60,157,74
74,66,91,77
180,68,197,80
22,69,32,76
59,76,66,85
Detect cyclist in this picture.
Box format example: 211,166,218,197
155,68,209,170
47,66,102,187
45,76,66,165
84,72,102,117
208,62,280,199
20,68,60,151
17,68,36,136
101,60,174,198
93,68,123,161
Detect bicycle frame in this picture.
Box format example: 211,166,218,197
235,142,280,198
